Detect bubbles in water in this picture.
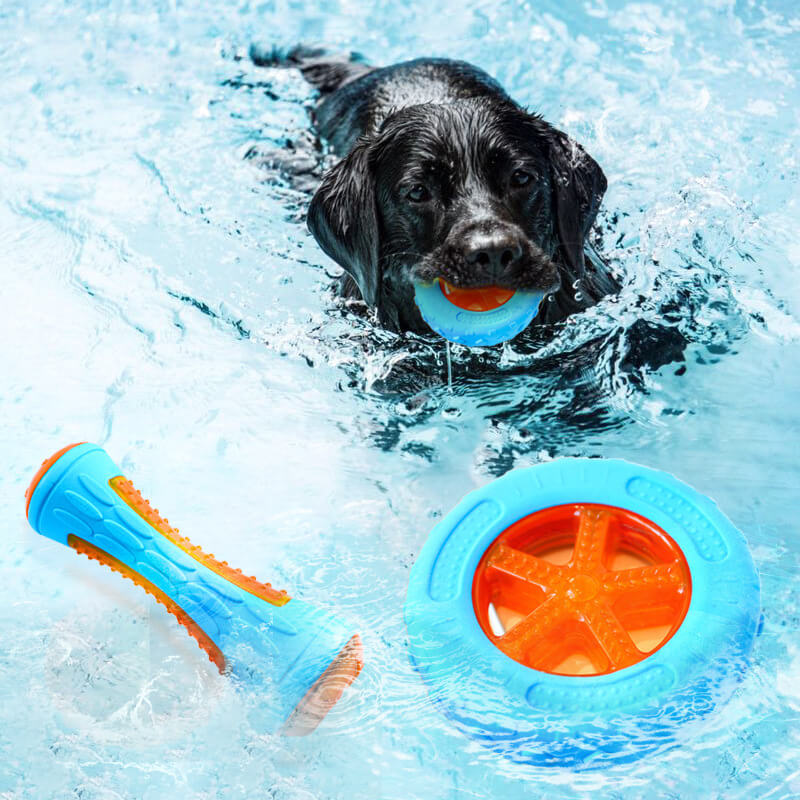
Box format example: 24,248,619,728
42,606,227,747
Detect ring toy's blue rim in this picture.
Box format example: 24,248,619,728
414,280,544,347
404,459,760,762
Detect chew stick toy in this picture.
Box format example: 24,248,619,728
25,443,363,735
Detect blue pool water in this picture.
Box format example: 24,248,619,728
1,0,799,797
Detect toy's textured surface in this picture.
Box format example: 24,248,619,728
405,459,761,767
414,279,543,346
26,443,362,734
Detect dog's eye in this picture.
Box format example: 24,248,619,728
510,169,534,188
406,184,431,203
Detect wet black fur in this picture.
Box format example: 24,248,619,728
252,47,619,334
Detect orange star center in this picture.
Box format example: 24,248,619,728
472,503,692,676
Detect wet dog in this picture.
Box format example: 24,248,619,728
252,47,618,335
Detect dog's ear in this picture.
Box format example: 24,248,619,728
548,131,607,278
307,137,381,308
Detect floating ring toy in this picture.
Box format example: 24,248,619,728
414,278,544,347
405,459,760,767
26,443,363,736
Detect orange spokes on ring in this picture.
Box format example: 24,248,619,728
439,279,514,312
472,504,691,676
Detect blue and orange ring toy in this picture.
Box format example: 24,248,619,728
404,459,760,767
414,278,544,346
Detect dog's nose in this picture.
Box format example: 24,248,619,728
464,232,524,279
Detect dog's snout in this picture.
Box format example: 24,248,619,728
464,232,524,278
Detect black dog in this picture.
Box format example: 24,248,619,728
253,47,618,336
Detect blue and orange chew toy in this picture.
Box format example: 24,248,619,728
25,443,363,736
414,278,544,347
405,459,761,767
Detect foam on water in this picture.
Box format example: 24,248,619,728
1,1,799,797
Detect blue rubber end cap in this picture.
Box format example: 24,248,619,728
25,443,119,543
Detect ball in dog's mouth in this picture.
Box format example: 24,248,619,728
437,278,515,312
414,277,545,346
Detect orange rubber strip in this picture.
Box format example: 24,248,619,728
25,442,86,518
439,279,514,312
68,533,227,672
109,476,290,607
282,634,364,736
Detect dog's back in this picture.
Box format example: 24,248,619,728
252,46,512,156
252,45,621,336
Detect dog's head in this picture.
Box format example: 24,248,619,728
308,100,606,330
